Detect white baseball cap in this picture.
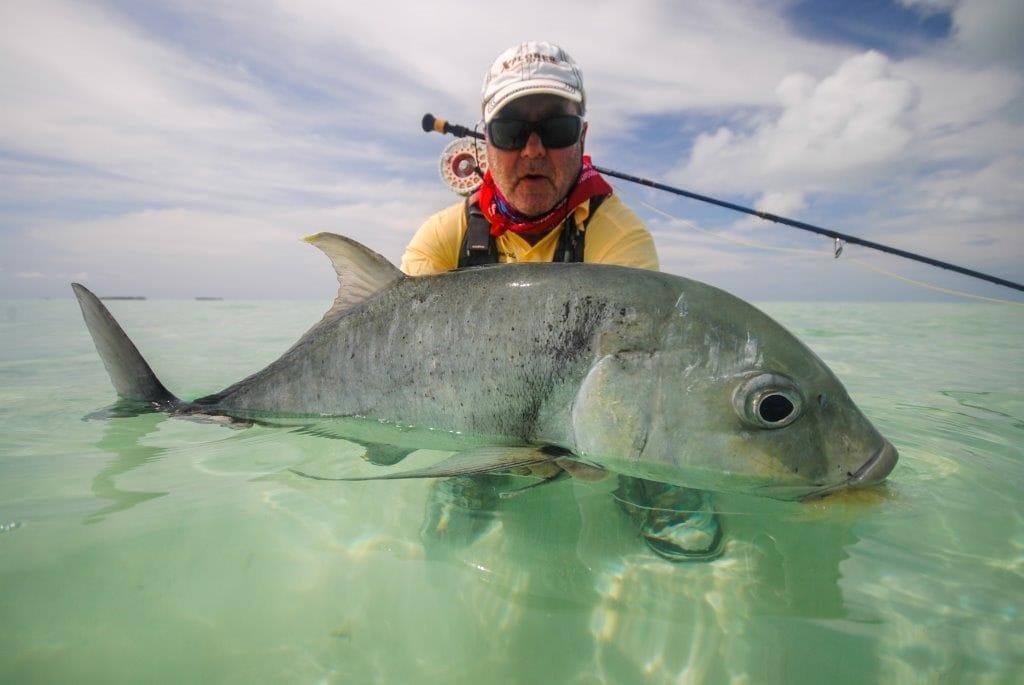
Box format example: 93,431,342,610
481,41,585,123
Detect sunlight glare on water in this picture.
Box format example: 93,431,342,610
0,297,1022,683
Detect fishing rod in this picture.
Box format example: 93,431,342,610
422,113,1024,295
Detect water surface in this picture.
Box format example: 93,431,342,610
1,298,1021,683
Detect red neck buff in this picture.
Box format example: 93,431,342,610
477,156,612,238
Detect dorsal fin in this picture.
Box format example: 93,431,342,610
304,232,404,316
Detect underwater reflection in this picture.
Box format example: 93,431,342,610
409,474,876,683
85,402,170,524
77,401,881,682
418,474,859,607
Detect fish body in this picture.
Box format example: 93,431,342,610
72,233,896,499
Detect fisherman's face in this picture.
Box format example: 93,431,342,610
486,94,587,218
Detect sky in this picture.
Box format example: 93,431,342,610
1,0,1022,302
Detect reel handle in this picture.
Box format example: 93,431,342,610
422,113,485,141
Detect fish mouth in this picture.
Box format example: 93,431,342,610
800,439,899,500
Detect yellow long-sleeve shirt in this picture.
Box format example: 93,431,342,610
400,194,659,275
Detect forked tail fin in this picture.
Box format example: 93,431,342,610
71,283,178,406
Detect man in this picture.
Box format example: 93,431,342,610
401,41,657,274
403,41,721,562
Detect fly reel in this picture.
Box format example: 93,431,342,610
439,137,487,196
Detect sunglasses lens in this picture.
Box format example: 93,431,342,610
487,120,531,150
536,116,582,148
487,116,582,150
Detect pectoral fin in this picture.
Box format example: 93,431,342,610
291,445,573,482
291,427,415,466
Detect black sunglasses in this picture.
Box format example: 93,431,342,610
486,115,583,151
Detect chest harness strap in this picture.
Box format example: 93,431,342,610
458,194,608,268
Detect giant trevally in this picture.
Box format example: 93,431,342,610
72,232,897,499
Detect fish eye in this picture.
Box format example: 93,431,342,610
759,393,795,423
734,373,804,429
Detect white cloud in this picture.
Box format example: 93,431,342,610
169,0,847,133
670,51,919,194
659,36,1024,283
952,0,1024,65
756,191,807,217
15,176,450,298
0,0,431,216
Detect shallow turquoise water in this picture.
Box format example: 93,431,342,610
1,297,1022,684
